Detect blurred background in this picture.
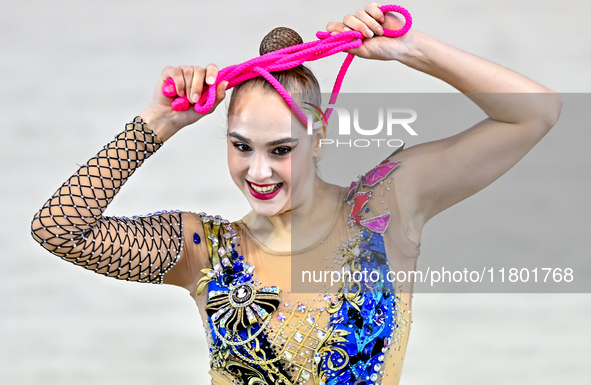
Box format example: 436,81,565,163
1,0,589,384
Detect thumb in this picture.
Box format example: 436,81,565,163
211,81,229,111
345,46,365,57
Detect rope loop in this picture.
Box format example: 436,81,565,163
162,4,412,126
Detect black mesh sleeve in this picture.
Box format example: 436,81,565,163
30,117,184,284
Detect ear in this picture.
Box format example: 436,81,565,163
312,123,328,158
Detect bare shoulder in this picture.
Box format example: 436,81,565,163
163,211,210,292
382,143,436,246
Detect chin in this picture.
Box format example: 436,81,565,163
251,205,288,217
246,202,287,217
244,190,290,217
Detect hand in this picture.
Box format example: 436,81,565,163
140,65,229,141
326,3,413,61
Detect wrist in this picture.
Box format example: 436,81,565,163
139,108,179,142
394,29,430,68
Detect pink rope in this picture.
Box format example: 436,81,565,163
162,4,412,126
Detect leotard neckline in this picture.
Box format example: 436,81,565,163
233,187,347,256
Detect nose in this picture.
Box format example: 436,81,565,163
248,152,273,181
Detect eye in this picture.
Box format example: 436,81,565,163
233,142,252,152
272,146,292,156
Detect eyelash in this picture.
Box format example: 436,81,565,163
232,142,292,156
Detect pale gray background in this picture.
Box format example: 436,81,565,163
1,0,589,384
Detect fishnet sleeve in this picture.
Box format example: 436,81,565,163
30,116,184,284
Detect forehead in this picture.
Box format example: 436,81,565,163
227,88,308,142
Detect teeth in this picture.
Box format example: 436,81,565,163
250,183,281,194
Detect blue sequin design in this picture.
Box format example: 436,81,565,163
318,229,397,384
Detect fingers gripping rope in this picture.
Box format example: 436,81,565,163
162,5,412,126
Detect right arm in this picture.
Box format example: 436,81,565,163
30,65,229,290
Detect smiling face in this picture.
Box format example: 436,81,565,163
227,86,322,217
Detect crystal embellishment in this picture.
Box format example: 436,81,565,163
350,190,373,218
300,370,310,381
284,351,293,361
359,213,391,234
363,162,401,186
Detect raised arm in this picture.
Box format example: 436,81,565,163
30,65,229,289
327,3,562,244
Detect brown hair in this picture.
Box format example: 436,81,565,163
227,27,322,119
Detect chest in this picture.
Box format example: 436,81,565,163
201,227,406,385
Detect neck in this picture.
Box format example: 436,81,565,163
244,176,342,251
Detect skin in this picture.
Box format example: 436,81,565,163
225,87,342,252
145,2,561,292
139,4,562,383
26,4,562,384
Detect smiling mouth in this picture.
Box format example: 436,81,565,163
247,181,283,194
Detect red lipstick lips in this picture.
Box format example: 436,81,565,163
247,180,283,200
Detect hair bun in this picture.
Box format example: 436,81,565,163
259,27,304,55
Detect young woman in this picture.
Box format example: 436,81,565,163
30,3,561,384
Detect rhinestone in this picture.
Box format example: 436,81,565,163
245,307,257,324
300,370,310,381
314,353,321,364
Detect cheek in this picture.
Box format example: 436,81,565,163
227,149,246,182
277,161,292,184
290,157,313,188
291,142,315,177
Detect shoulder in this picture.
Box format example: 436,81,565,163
162,211,210,291
180,211,208,258
164,210,249,292
345,158,402,232
347,147,423,246
380,148,424,246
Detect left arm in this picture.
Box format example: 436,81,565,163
328,3,562,243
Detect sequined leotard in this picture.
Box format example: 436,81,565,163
31,118,421,385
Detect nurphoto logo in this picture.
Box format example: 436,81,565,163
304,102,418,148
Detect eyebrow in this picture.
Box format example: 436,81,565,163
229,132,299,147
